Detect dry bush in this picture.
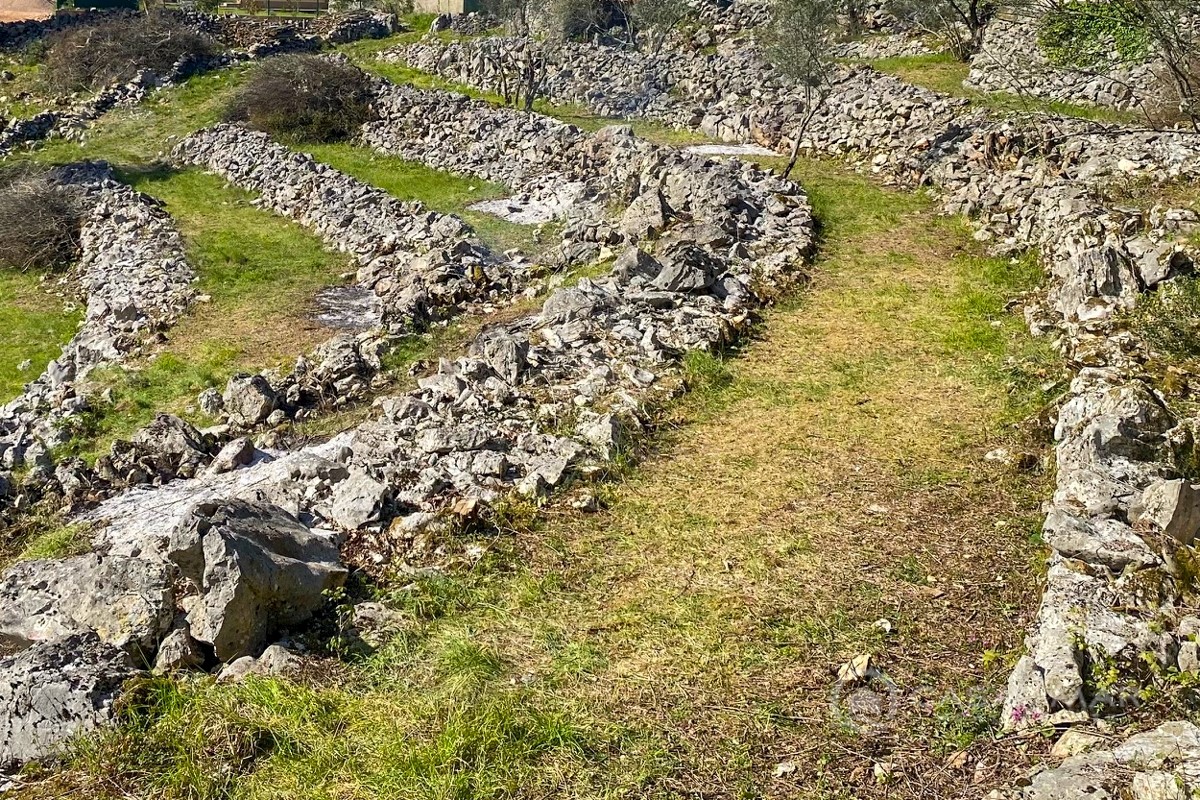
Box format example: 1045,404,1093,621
0,166,83,273
224,55,377,143
42,12,219,94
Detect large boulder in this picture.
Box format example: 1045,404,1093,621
0,632,137,770
0,553,174,662
167,499,347,661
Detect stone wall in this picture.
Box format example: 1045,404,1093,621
0,162,194,498
173,123,535,338
966,11,1158,111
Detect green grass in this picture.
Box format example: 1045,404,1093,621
302,142,539,253
0,59,47,119
0,269,81,403
13,522,92,562
869,52,1140,124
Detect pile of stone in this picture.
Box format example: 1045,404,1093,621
0,496,347,769
0,162,194,523
0,8,130,52
986,721,1200,798
833,32,936,61
429,11,498,36
180,9,396,55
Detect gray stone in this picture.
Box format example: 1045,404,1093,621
328,468,390,530
0,632,137,770
612,246,661,284
222,374,278,428
1137,480,1200,545
0,553,174,662
153,626,204,673
207,437,257,476
217,643,300,683
620,190,670,240
168,499,346,662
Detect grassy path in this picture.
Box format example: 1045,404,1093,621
30,157,1060,800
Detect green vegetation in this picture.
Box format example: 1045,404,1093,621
226,55,377,143
1128,275,1200,365
868,53,1140,124
14,523,92,563
1038,0,1153,70
25,154,1054,800
0,270,80,403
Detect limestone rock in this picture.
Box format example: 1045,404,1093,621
1136,479,1200,545
222,374,278,428
0,632,137,770
0,553,174,661
168,499,346,661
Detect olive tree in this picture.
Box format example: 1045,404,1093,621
765,0,839,179
885,0,998,60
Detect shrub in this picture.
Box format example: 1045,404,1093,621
42,13,219,94
1037,0,1153,70
1128,276,1200,363
0,166,82,273
224,55,377,144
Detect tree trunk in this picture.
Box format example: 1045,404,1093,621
782,135,801,179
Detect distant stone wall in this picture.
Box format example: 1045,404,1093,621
966,11,1159,110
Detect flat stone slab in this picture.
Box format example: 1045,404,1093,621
314,286,384,332
684,143,777,158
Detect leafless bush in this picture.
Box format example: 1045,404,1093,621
0,166,82,273
224,55,377,143
42,13,219,94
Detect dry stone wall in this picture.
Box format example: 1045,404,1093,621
0,162,194,503
966,10,1159,111
174,123,532,337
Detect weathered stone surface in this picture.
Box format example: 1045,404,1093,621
153,626,204,673
168,499,346,661
328,468,390,530
0,553,174,661
222,375,278,428
1136,479,1200,545
0,632,136,770
216,643,301,683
